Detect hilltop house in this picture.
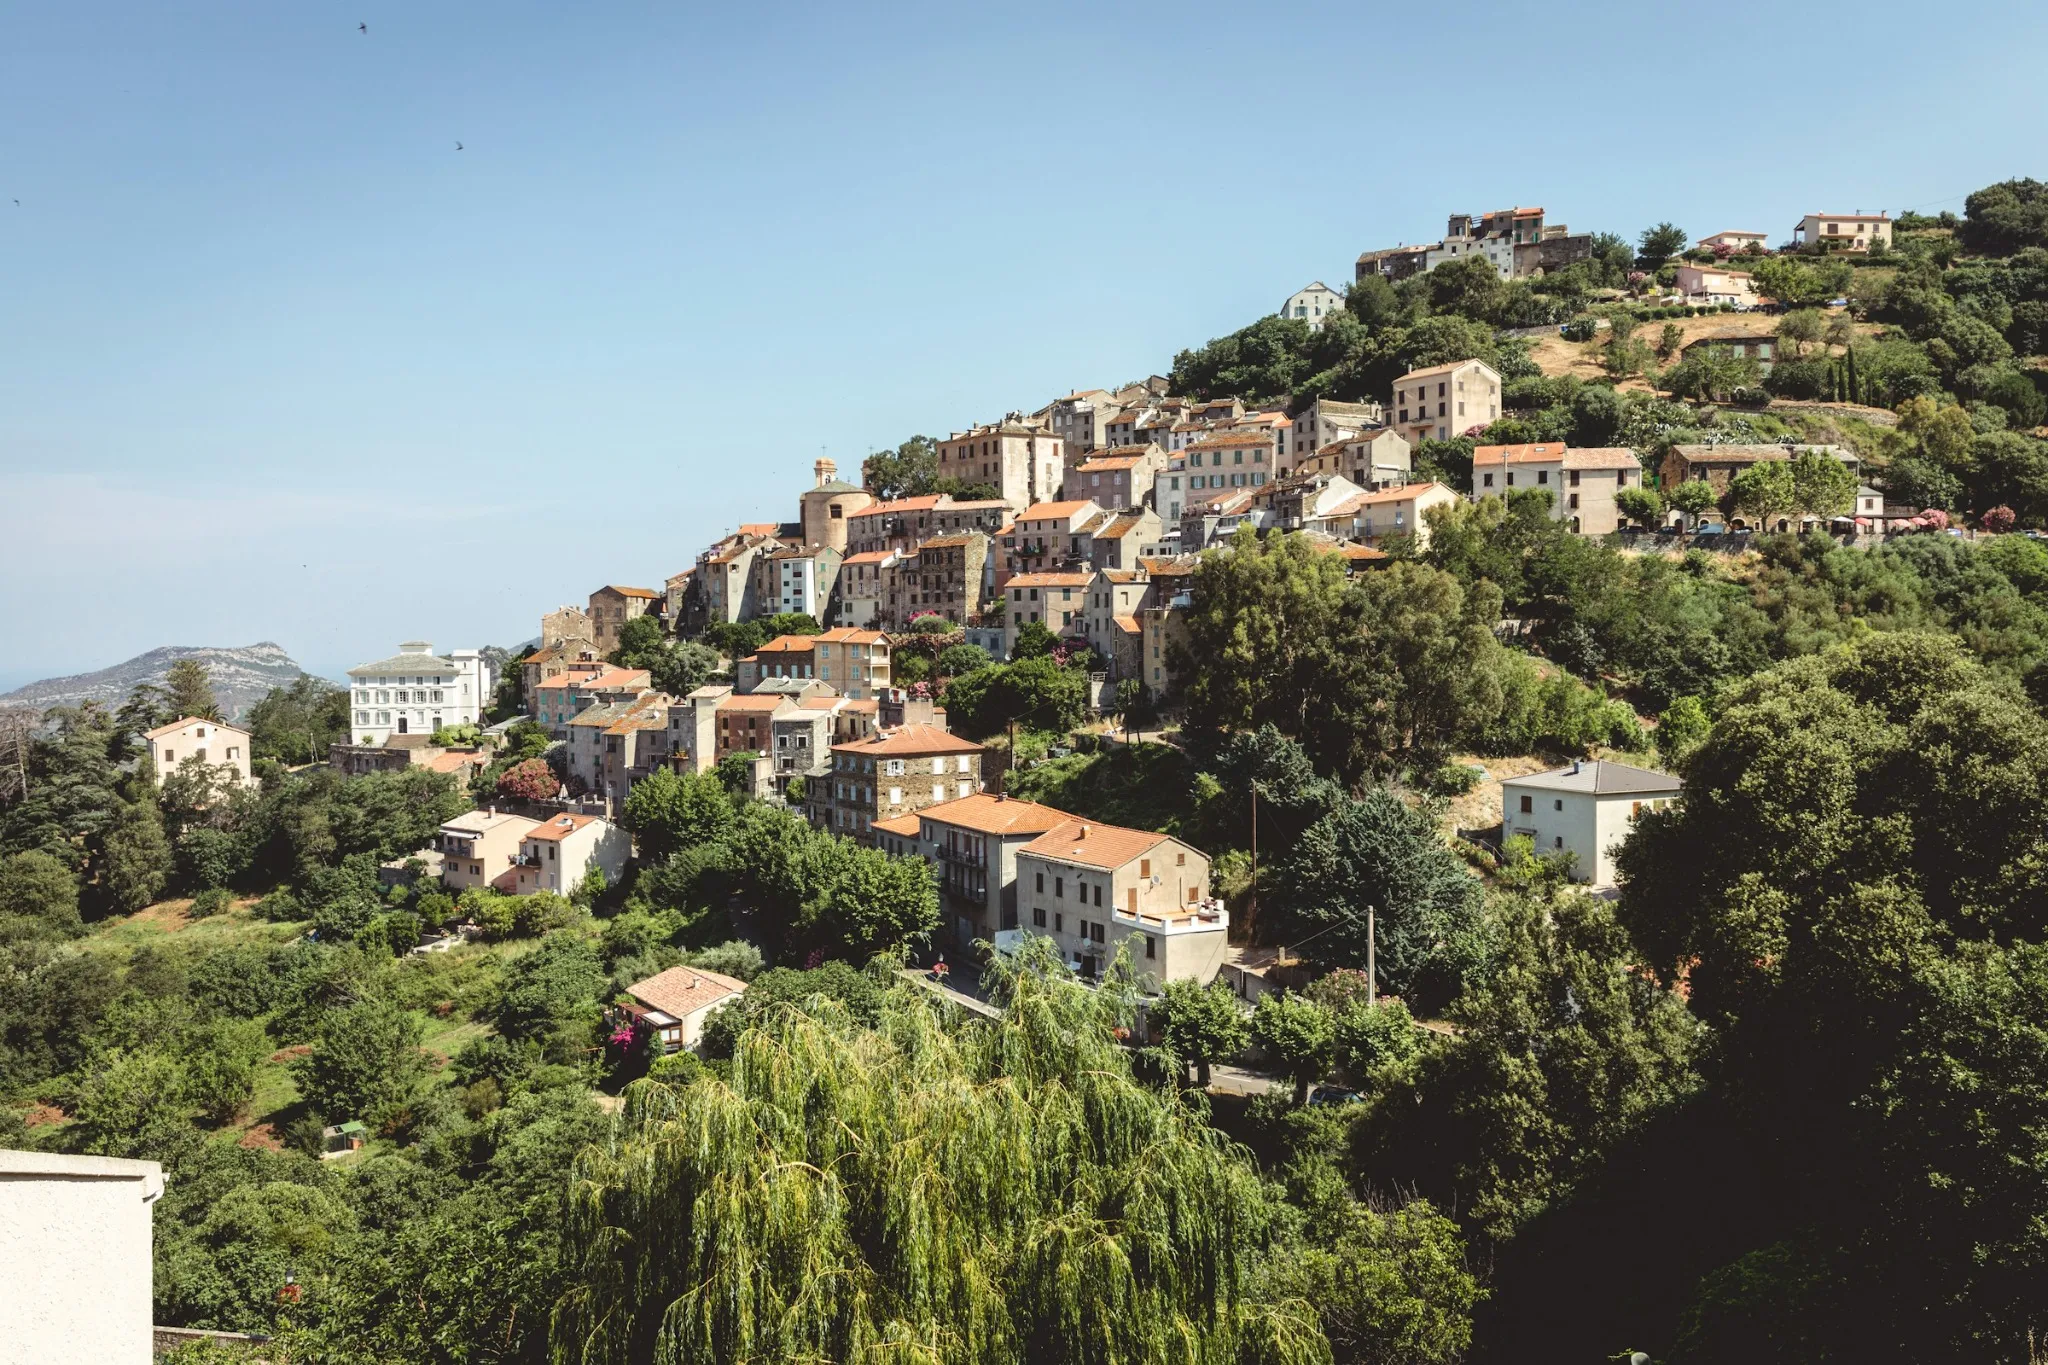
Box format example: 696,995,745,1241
1501,760,1681,888
145,717,254,789
346,641,492,746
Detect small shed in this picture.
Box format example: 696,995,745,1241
321,1121,368,1158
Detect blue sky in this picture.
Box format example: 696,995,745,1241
2,0,2042,686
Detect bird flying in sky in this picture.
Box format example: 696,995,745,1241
455,142,464,151
358,22,367,34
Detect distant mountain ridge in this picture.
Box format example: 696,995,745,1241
1,643,316,721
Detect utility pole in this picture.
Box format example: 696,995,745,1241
1366,904,1377,1009
1248,781,1259,942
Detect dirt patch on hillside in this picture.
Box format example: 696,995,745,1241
129,900,195,932
22,1102,67,1128
238,1124,285,1151
268,1044,312,1064
1525,308,1885,386
1442,754,1556,837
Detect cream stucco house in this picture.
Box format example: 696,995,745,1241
436,808,542,892
1012,816,1225,987
144,717,255,788
1392,359,1500,444
509,813,632,896
1501,760,1681,888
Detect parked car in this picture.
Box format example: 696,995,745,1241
1307,1086,1364,1107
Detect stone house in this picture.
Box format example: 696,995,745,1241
587,585,660,654
819,724,985,843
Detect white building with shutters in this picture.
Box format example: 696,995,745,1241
346,641,494,746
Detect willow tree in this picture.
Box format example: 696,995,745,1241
553,957,1331,1365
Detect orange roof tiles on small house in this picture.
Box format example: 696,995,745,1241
583,667,651,690
1019,816,1171,871
840,550,896,566
627,965,749,1017
526,812,602,842
914,792,1069,837
718,693,796,714
1005,572,1095,589
832,723,983,758
814,628,890,645
1016,500,1096,521
871,812,923,839
603,585,660,599
750,635,819,656
1074,453,1147,473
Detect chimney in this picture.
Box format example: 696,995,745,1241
1570,760,1581,775
1078,824,1090,839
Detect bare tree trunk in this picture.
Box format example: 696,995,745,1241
0,706,34,805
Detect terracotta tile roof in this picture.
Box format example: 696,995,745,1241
1473,443,1568,466
911,792,1068,837
917,534,979,549
718,693,796,714
800,696,846,711
1093,514,1149,539
1562,447,1644,471
1186,432,1272,450
737,523,781,536
1098,569,1145,583
749,636,819,656
144,716,244,741
840,550,898,565
871,812,923,838
425,750,479,774
1075,454,1148,472
833,724,983,757
1006,572,1094,588
1019,816,1172,871
1016,500,1098,521
598,585,659,599
1113,614,1141,633
584,667,651,690
814,628,890,644
525,812,605,842
627,965,748,1018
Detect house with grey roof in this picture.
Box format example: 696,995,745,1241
1500,759,1682,888
346,641,494,747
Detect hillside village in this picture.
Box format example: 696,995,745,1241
9,178,2048,1365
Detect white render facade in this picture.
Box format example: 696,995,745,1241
1501,760,1682,888
347,641,493,746
0,1150,163,1364
1282,281,1345,330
